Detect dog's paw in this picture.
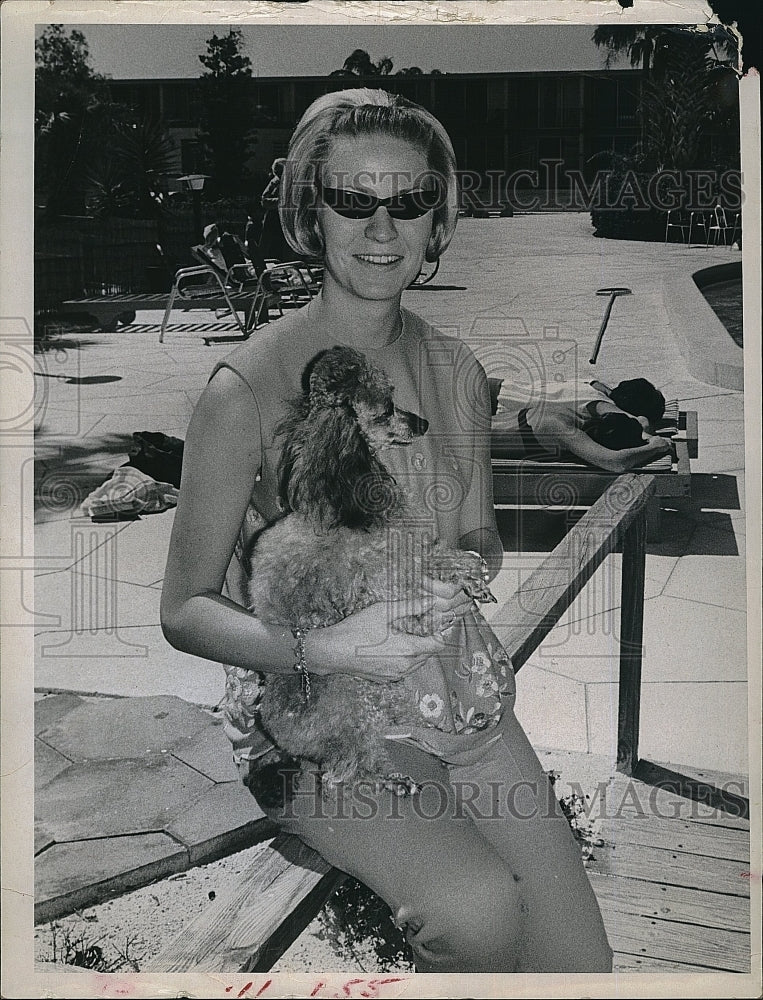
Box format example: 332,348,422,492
429,548,496,604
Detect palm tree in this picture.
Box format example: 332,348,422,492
334,49,378,76
330,51,440,77
592,23,738,75
85,113,179,219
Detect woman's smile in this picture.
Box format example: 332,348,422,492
354,252,405,266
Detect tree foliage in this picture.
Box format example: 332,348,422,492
592,23,739,74
639,35,735,171
330,49,439,77
197,29,260,195
35,24,178,219
592,25,740,174
85,114,180,219
35,24,107,215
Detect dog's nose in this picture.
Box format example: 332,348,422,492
403,411,428,437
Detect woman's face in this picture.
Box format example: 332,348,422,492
318,135,435,302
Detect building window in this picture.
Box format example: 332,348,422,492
164,83,199,126
616,83,639,126
181,139,203,174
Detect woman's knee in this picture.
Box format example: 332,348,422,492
403,872,526,973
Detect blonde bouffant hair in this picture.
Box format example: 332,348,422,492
278,88,459,263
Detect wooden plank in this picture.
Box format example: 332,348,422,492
597,815,750,863
587,841,751,897
150,834,340,973
617,506,646,774
589,872,751,933
613,951,728,973
601,910,750,973
674,437,692,484
493,473,655,671
584,772,750,834
685,813,750,832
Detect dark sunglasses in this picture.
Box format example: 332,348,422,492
318,182,444,220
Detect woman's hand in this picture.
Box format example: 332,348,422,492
307,578,472,681
641,433,673,458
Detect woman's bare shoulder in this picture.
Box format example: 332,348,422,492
402,308,481,363
214,308,310,376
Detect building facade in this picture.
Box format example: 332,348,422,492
106,69,736,203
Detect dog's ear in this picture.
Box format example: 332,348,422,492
281,406,399,530
306,346,368,411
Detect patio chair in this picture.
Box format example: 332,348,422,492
687,209,712,247
706,204,741,247
487,378,698,541
245,260,320,331
664,209,690,244
159,232,261,343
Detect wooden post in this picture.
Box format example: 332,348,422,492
617,503,647,775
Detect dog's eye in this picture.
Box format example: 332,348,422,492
375,404,394,423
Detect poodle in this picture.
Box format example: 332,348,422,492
245,345,500,799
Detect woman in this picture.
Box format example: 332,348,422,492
161,88,613,974
493,374,674,472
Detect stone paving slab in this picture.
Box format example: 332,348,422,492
34,738,73,790
34,826,56,857
585,680,750,773
171,718,242,783
165,782,272,867
35,833,190,925
536,597,748,685
103,510,176,587
663,547,747,611
36,693,212,761
36,756,214,841
33,516,133,569
34,570,162,635
33,691,85,730
34,694,272,924
511,661,590,754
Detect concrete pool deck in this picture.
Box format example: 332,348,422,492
664,259,744,390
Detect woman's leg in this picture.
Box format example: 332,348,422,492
443,709,613,973
267,755,528,973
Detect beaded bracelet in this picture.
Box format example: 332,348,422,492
291,626,312,701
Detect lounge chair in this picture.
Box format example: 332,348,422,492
159,232,262,343
245,259,321,331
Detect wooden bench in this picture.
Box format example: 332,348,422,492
150,472,655,973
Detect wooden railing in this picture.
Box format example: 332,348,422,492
151,472,655,974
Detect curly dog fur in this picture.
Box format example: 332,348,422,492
245,345,496,798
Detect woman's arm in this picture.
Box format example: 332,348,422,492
557,423,673,473
457,350,503,581
162,368,470,679
161,368,302,674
